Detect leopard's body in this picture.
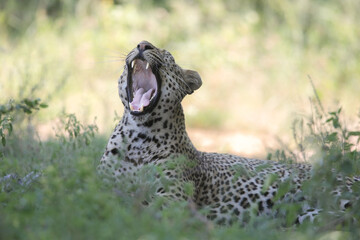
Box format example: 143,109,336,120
98,41,355,224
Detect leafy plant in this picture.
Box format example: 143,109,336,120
268,86,360,236
55,113,98,149
0,98,47,157
0,115,12,148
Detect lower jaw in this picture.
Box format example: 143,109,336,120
129,103,154,116
129,89,161,115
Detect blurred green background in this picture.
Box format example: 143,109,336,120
1,1,360,239
1,0,360,155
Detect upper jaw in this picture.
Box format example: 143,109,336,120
126,55,162,116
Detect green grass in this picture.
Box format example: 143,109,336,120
1,1,360,239
1,97,360,239
1,0,360,133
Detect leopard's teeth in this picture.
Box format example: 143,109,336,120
131,60,135,68
139,105,144,112
130,105,134,111
146,62,149,70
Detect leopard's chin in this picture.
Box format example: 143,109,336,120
126,58,161,116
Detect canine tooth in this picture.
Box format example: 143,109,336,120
139,105,144,112
146,62,149,70
130,105,134,111
131,60,135,68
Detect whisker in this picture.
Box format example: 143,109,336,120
96,59,124,64
102,47,130,62
102,57,126,61
102,54,126,59
150,54,163,65
105,50,126,54
126,51,136,62
151,61,161,72
103,47,129,54
103,55,126,58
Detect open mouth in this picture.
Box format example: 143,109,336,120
127,58,161,115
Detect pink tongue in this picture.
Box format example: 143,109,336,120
130,88,154,111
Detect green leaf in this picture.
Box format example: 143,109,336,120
1,136,6,146
325,132,338,142
343,142,353,151
23,108,32,114
23,99,34,107
349,131,360,136
255,163,271,172
8,123,13,134
273,179,292,202
184,182,194,196
40,103,48,108
85,136,90,145
0,106,6,114
165,161,178,170
232,164,254,181
326,117,333,123
279,203,302,227
352,181,360,192
262,173,279,193
340,160,352,174
34,98,41,104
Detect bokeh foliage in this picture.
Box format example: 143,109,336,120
1,0,360,133
1,0,360,239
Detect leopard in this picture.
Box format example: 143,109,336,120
98,40,358,225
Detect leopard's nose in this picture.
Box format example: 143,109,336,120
137,41,154,52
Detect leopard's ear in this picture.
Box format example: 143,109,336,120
183,69,202,95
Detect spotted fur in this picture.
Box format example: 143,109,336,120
98,41,356,224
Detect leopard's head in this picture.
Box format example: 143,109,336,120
118,41,202,117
